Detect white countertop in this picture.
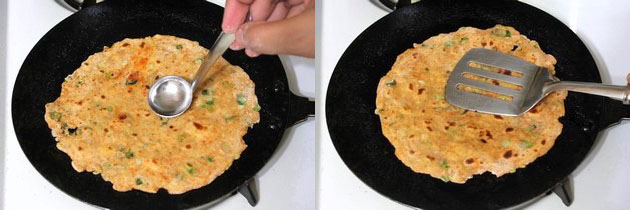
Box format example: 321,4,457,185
0,0,314,209
318,0,630,209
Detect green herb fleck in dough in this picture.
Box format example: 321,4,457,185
106,106,113,112
253,103,261,112
49,111,62,122
206,156,213,162
440,176,450,182
186,163,195,174
444,40,455,48
528,124,537,132
136,178,143,185
105,72,113,80
178,134,187,142
439,160,450,169
201,89,209,95
236,94,247,105
125,149,134,159
502,139,511,147
386,80,396,87
224,115,236,122
176,44,183,49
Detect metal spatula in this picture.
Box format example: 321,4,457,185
445,48,630,116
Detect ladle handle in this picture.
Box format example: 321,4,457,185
190,32,236,91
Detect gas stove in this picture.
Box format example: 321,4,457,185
318,0,630,209
0,0,314,209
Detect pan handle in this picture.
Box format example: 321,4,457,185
600,95,630,128
599,75,630,128
370,0,420,12
287,92,315,126
57,0,98,12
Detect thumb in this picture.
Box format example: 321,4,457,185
236,7,315,58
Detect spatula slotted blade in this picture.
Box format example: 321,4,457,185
445,48,546,116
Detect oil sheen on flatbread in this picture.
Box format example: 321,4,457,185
45,35,260,194
375,25,566,183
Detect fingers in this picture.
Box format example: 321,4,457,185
238,6,315,57
250,0,277,21
286,3,306,18
267,1,290,22
222,0,253,33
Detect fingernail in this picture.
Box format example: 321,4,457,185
238,27,248,45
222,24,236,33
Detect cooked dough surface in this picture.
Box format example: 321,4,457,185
376,25,566,183
45,35,260,193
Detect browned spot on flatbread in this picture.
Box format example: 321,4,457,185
193,122,206,130
465,158,474,164
135,58,149,70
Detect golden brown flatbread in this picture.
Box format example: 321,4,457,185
375,25,566,183
45,35,260,194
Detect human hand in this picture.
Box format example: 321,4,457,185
222,0,315,58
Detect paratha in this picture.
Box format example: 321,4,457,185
375,25,566,183
44,35,260,194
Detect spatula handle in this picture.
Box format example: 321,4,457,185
545,81,630,105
